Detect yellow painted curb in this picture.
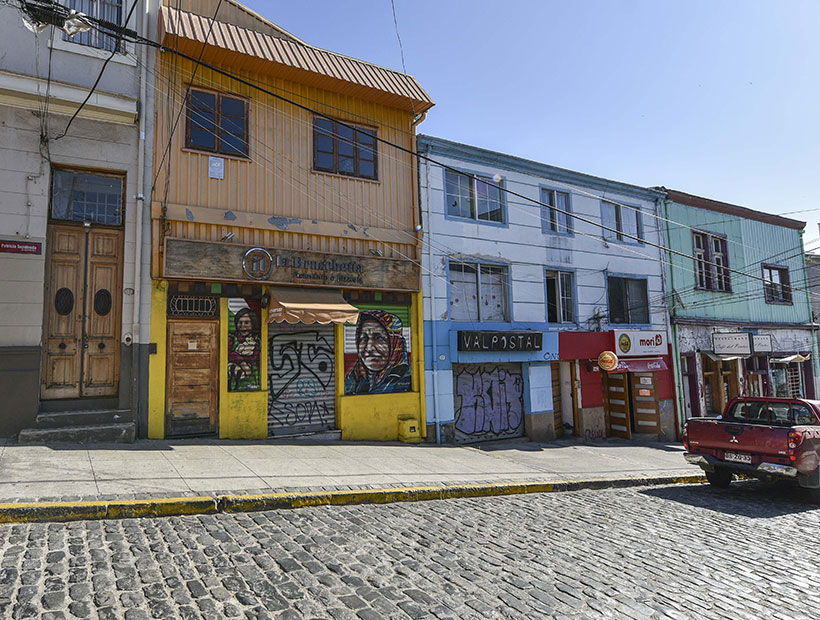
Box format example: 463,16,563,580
0,474,708,523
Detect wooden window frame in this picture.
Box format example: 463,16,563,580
448,260,510,322
692,230,731,292
542,188,571,234
546,269,575,324
185,89,250,158
444,170,505,224
312,117,378,180
762,263,792,304
607,275,649,325
49,165,126,227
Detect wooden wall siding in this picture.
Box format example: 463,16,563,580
152,56,420,275
666,202,811,324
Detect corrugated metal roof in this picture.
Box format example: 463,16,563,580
160,5,433,113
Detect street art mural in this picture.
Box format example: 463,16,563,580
227,298,261,392
344,308,412,395
454,363,525,442
267,326,335,434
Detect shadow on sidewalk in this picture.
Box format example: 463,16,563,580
473,436,685,453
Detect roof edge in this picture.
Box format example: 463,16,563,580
663,188,805,231
417,135,664,202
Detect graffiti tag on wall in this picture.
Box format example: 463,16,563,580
454,364,524,441
268,329,334,432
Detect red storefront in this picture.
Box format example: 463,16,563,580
559,330,677,441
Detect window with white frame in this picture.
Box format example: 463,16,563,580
692,231,730,291
444,171,503,223
762,264,792,304
449,262,509,321
546,270,574,323
607,276,649,324
62,0,125,52
601,201,642,242
541,188,571,234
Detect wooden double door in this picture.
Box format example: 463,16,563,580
604,371,661,439
42,223,123,400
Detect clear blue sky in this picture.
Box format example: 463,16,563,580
242,0,820,249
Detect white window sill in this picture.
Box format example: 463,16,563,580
50,33,137,67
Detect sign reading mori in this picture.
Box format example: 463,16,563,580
163,239,419,291
458,331,543,352
611,330,666,356
713,332,752,355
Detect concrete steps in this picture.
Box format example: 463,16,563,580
18,422,135,444
18,408,135,443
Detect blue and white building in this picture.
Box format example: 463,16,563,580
418,136,674,444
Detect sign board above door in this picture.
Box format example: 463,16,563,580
712,332,752,355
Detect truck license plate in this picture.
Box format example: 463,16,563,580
724,452,751,464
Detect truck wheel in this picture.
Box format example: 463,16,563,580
705,469,733,488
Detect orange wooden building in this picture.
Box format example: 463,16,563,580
147,0,434,440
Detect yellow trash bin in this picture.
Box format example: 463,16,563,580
398,414,422,443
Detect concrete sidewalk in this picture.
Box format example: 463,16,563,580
0,436,699,504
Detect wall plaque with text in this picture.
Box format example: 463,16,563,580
458,331,543,352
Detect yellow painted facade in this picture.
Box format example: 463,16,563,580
148,1,431,441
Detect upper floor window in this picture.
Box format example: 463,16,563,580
449,261,509,321
444,171,504,223
762,264,792,304
313,118,377,180
546,270,575,323
62,0,125,52
692,231,730,292
186,90,249,157
608,275,649,324
51,168,124,226
601,201,642,243
541,188,571,234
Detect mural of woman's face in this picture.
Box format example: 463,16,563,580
357,319,390,372
237,314,253,337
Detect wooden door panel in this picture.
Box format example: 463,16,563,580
166,320,219,435
83,228,122,397
604,373,631,439
631,373,660,434
42,225,84,399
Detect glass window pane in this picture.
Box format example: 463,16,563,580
627,278,649,323
622,206,639,241
358,161,375,178
602,202,618,240
220,133,246,155
191,91,216,111
480,265,508,321
221,115,244,135
51,170,122,225
338,156,355,173
449,263,478,321
221,97,245,117
445,171,472,219
316,135,333,153
560,271,574,322
338,139,355,157
546,272,559,323
555,192,570,233
608,277,627,323
476,177,502,222
190,128,216,150
315,152,333,170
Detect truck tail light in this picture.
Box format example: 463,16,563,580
788,430,804,451
682,423,689,451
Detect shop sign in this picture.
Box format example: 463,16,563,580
0,240,41,255
713,332,752,355
597,350,619,371
163,239,419,291
611,330,665,356
458,331,543,352
752,334,773,353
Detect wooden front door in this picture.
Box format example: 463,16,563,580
41,224,123,399
166,320,219,436
630,372,660,435
604,372,631,439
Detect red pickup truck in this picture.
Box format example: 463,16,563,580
683,397,820,499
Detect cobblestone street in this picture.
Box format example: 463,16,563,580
1,482,819,619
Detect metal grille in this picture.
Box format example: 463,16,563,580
787,365,803,398
168,295,218,318
268,324,336,436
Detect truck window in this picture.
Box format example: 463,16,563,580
769,403,791,426
792,404,818,426
724,401,749,421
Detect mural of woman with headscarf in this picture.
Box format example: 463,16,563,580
228,299,261,391
345,309,411,394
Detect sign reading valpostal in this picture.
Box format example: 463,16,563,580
612,330,666,356
163,239,419,291
458,331,543,352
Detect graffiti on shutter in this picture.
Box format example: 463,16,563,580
453,363,525,443
267,323,335,436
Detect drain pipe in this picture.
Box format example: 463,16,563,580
130,0,151,433
420,141,441,444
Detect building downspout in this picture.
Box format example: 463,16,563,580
798,231,820,397
660,194,682,441
130,0,150,434
418,140,440,444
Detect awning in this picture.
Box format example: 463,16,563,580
266,286,359,325
772,353,810,364
703,351,748,362
608,358,668,373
